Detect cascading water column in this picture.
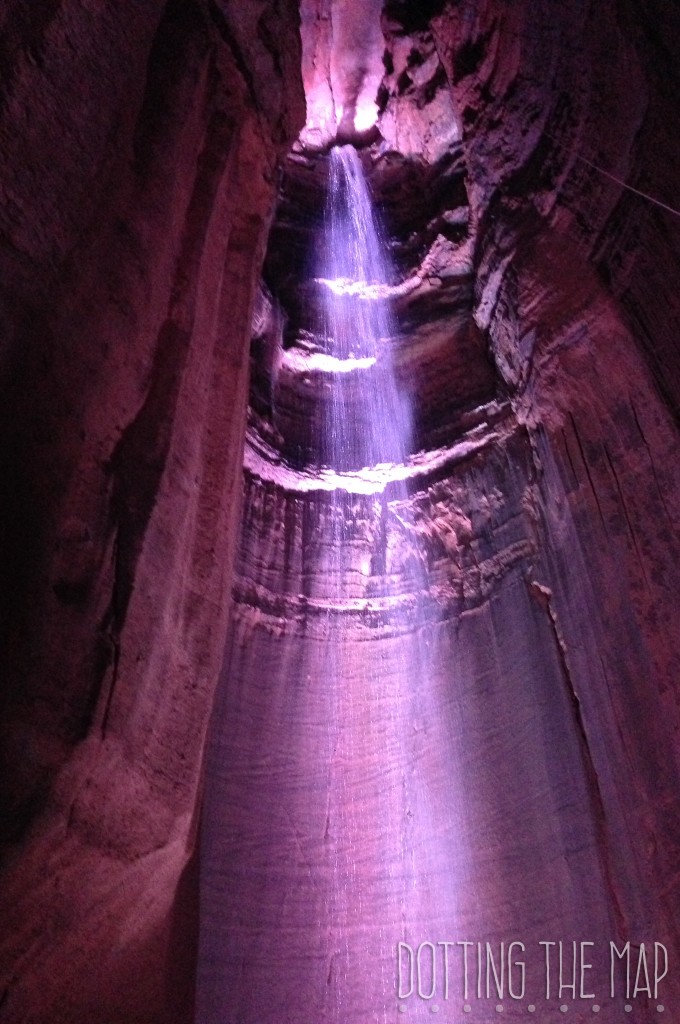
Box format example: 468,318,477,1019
317,147,411,469
317,145,426,1017
196,146,468,1024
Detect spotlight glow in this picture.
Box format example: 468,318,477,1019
282,347,377,374
354,97,379,133
316,275,393,300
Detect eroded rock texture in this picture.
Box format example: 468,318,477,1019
432,0,680,959
0,2,303,1022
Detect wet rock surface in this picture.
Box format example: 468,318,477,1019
0,1,303,1022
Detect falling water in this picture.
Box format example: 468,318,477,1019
197,146,468,1024
319,146,418,1018
315,147,463,1022
317,146,411,471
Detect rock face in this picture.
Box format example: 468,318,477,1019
2,1,680,1023
432,0,680,966
0,2,304,1022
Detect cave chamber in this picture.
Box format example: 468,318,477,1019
0,2,680,1023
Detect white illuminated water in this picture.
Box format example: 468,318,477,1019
318,148,463,1022
197,146,468,1024
317,146,412,472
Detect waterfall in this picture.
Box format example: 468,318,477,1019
319,147,423,1019
196,145,467,1024
317,146,411,472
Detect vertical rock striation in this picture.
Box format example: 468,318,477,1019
0,2,303,1022
197,1,680,1020
432,0,680,995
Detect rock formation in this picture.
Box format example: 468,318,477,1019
0,2,304,1021
1,1,679,1022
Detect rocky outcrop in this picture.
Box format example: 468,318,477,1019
0,2,304,1022
253,140,491,465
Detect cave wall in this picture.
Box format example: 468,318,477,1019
432,0,680,978
0,3,304,1022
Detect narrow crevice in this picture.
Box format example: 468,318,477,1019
567,412,608,531
527,577,628,939
603,443,651,591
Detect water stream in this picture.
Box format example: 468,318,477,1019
197,145,466,1024
318,145,411,471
